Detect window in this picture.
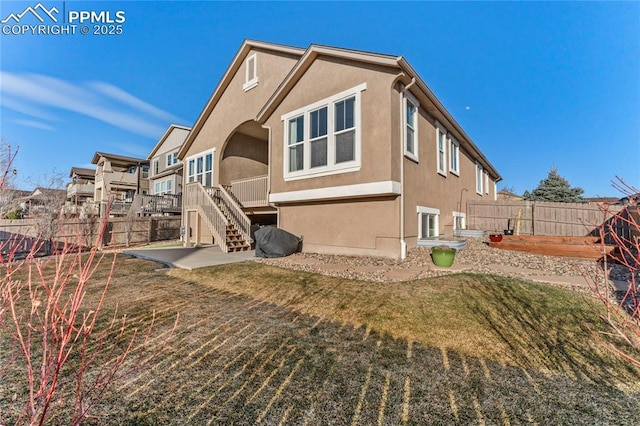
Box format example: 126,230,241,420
166,151,178,167
484,170,489,195
243,53,258,91
153,159,159,176
476,162,483,194
453,211,466,231
310,106,328,168
282,83,365,180
288,115,304,172
186,149,215,186
436,122,447,175
154,179,173,195
449,136,459,175
141,165,149,179
404,92,419,161
417,206,439,239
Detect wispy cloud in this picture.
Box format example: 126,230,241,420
0,72,185,139
1,96,59,121
10,118,56,131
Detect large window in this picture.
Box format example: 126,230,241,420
282,83,365,180
186,149,214,187
449,135,459,175
404,92,419,161
436,123,447,176
417,206,439,239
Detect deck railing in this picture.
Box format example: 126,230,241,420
229,175,268,208
139,194,182,214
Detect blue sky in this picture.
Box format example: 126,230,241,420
1,0,638,196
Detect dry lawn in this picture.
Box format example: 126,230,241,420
1,254,639,425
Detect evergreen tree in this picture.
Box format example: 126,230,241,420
524,168,585,202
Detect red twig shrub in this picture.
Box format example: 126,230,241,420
589,177,640,368
0,153,177,424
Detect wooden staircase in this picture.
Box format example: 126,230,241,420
184,182,252,253
221,209,251,252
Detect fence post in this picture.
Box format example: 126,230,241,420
532,202,535,236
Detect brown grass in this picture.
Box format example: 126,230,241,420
2,255,639,424
170,262,635,379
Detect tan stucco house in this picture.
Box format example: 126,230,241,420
179,40,501,258
91,152,150,216
148,124,191,196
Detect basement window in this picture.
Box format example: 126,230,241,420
417,206,440,239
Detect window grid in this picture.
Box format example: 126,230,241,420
282,84,365,180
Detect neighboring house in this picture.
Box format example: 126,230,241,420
91,152,150,216
62,166,98,217
178,39,502,258
148,124,190,196
66,166,96,205
21,187,67,218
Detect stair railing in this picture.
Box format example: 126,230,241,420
184,182,229,252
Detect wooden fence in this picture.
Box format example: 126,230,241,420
467,200,628,238
0,216,182,257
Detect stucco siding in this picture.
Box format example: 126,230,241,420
267,56,400,195
400,88,497,242
185,49,300,185
278,196,400,258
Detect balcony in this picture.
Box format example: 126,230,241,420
67,182,95,197
228,175,268,208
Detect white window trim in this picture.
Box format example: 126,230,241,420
476,162,483,195
282,83,366,181
403,91,420,162
436,121,447,176
453,211,466,231
449,135,460,176
154,178,173,195
417,206,440,239
269,180,400,203
185,148,216,186
243,53,259,91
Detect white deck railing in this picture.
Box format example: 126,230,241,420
229,175,268,208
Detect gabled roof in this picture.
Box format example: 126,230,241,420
147,124,192,160
256,42,501,181
91,152,149,165
25,187,66,200
69,166,96,178
177,39,305,159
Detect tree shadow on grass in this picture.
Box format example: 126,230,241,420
462,273,639,388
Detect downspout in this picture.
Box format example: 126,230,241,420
399,76,416,260
262,124,276,227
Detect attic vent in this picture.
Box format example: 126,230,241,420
243,53,259,91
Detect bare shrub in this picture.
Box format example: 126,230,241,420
589,177,640,368
0,157,178,424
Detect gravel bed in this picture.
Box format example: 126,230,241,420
256,238,633,292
